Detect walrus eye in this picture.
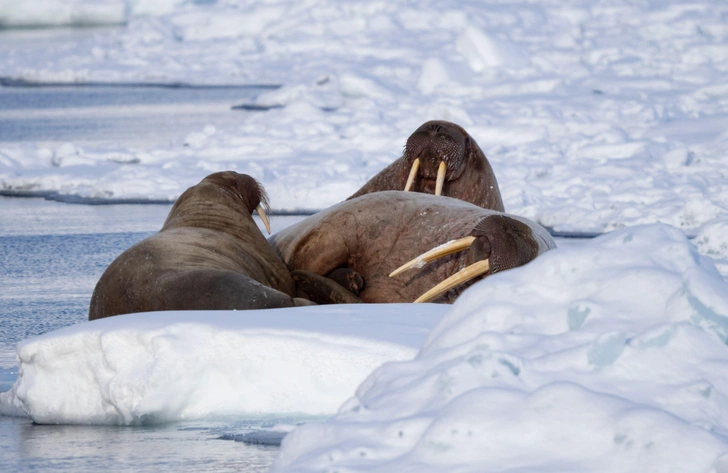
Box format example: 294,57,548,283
389,235,491,303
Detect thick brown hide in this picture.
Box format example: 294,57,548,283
270,191,555,304
89,171,302,320
348,120,505,212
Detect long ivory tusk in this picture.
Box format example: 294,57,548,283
256,205,271,234
414,259,491,303
404,158,420,192
389,236,476,278
435,161,447,196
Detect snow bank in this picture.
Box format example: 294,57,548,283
273,225,728,473
0,305,444,424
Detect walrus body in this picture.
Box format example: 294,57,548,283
270,191,555,304
89,172,305,320
349,120,505,211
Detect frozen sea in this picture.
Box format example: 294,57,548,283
3,1,728,472
0,196,313,472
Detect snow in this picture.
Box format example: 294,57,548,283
272,224,728,472
0,0,128,28
1,0,728,238
1,0,728,470
0,305,445,424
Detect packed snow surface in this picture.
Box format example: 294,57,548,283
2,0,728,243
0,305,444,424
272,225,728,473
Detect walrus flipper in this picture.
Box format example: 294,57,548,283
291,270,362,305
160,269,299,311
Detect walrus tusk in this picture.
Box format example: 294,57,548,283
389,235,477,277
414,259,491,303
404,158,420,192
435,161,447,196
256,205,271,234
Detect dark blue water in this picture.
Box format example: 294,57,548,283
0,199,306,472
0,86,270,111
0,85,270,143
0,231,152,346
0,415,282,473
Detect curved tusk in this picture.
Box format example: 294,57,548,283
414,259,491,303
404,158,420,192
435,161,447,196
256,205,271,235
389,236,476,278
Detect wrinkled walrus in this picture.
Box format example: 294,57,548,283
270,191,555,304
89,171,310,320
349,120,505,211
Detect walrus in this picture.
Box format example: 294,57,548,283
348,120,505,211
270,191,555,304
89,171,311,320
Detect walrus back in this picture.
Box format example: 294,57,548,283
89,228,298,320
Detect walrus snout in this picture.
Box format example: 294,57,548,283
347,120,504,212
389,214,543,303
403,120,468,195
470,215,541,274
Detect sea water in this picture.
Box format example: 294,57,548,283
0,197,307,472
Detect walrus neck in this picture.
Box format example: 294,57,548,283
162,187,258,236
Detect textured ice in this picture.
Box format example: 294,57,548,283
0,305,444,424
1,0,728,248
272,225,728,472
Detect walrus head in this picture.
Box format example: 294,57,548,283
163,171,272,234
402,120,474,196
390,214,541,302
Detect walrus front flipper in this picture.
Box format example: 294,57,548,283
291,270,362,305
327,268,365,296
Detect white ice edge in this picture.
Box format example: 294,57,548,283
0,304,445,425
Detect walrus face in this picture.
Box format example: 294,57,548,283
402,120,471,196
201,171,272,233
390,214,540,302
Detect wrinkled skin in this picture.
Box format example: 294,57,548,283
89,171,310,320
349,120,505,212
270,191,555,304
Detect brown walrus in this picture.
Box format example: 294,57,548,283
348,120,505,211
89,171,310,320
270,191,555,304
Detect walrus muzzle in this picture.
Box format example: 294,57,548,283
403,121,466,196
390,214,541,302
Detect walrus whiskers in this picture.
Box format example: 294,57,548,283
414,259,491,303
